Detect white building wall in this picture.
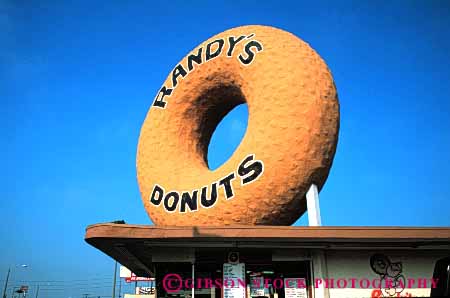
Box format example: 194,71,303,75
319,250,448,298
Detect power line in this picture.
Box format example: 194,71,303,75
0,277,113,283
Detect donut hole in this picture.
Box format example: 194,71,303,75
207,103,248,170
187,82,248,170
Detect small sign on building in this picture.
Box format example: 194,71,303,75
284,278,307,298
223,263,246,298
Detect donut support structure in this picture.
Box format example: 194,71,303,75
137,25,339,226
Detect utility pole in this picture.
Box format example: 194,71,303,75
112,261,118,298
34,286,39,298
2,268,11,298
118,277,122,298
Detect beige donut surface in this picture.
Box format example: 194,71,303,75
137,25,339,226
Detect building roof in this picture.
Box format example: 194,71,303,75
86,223,450,243
85,223,450,276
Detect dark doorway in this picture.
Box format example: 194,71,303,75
430,256,450,297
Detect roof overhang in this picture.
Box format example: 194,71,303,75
85,224,450,276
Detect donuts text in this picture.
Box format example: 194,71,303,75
149,154,264,213
153,34,263,109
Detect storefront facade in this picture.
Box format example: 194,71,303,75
85,225,450,298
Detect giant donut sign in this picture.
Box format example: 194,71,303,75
137,25,339,226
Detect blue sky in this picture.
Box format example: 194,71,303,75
2,0,450,297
